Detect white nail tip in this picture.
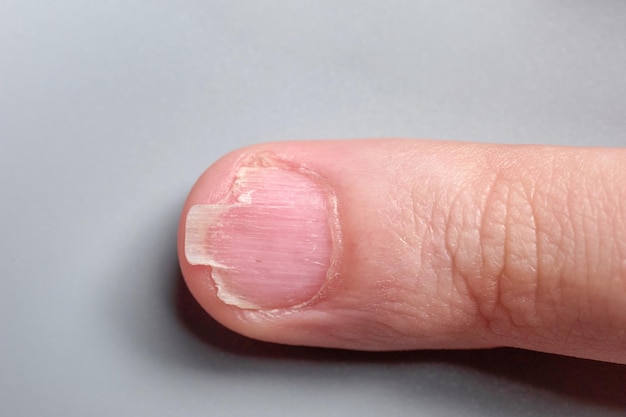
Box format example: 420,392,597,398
184,204,230,266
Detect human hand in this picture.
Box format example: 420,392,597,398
178,139,626,364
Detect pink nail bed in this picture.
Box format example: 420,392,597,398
185,161,337,310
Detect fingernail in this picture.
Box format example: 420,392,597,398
185,162,337,310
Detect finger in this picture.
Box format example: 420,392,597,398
177,139,626,364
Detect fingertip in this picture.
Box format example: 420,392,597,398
177,142,342,342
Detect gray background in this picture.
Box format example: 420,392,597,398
2,1,625,416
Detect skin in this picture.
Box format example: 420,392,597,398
178,139,626,364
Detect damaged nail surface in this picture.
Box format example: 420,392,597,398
185,159,338,310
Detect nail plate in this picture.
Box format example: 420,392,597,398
185,164,336,309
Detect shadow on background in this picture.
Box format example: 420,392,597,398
174,270,626,409
110,203,625,412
